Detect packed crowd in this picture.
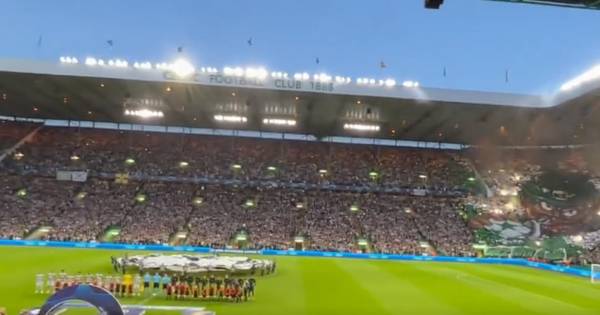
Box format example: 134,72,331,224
0,121,39,153
3,122,599,260
2,126,474,191
0,174,474,255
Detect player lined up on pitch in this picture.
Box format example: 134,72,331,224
35,272,257,302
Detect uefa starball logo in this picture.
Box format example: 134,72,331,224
39,284,124,315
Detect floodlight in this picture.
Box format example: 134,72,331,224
85,57,98,66
171,59,195,78
385,79,396,87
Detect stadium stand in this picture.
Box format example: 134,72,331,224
3,126,473,191
1,121,600,262
0,123,476,256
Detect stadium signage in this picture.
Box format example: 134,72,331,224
273,79,334,92
208,74,265,87
206,74,335,93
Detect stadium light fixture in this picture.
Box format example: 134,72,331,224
318,169,328,175
245,67,268,80
294,72,310,80
171,58,195,78
369,171,379,179
350,204,360,212
402,80,420,88
296,203,304,209
263,118,297,126
313,73,332,82
76,192,87,200
467,177,476,182
418,174,428,179
125,158,136,165
193,197,204,205
133,61,152,70
135,194,147,203
267,166,277,171
13,152,24,160
231,164,242,170
344,123,380,132
70,155,80,161
335,76,351,84
201,67,218,73
245,199,255,207
404,208,412,214
124,109,164,118
179,161,189,168
106,59,128,68
60,56,78,64
214,114,247,123
224,67,235,76
357,77,377,85
16,188,27,197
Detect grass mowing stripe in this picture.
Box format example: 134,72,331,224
222,255,308,315
298,258,390,315
462,264,600,310
438,264,591,315
473,264,600,299
346,259,464,315
401,262,550,315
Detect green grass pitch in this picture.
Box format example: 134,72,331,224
1,246,600,315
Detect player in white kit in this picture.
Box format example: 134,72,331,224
35,274,45,294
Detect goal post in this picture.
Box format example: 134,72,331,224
591,264,600,283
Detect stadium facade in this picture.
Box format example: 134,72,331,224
0,57,599,146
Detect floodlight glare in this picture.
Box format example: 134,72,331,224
171,59,196,78
560,64,600,91
124,109,164,118
214,114,247,123
263,118,297,126
343,123,380,132
85,57,98,66
402,80,420,88
385,79,396,87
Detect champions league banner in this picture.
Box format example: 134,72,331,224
0,239,591,278
116,253,274,274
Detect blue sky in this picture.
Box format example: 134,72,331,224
1,0,599,94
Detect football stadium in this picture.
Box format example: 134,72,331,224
2,1,600,314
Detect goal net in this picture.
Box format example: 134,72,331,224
591,264,600,283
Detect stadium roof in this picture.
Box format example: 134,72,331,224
0,58,599,146
486,0,600,10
